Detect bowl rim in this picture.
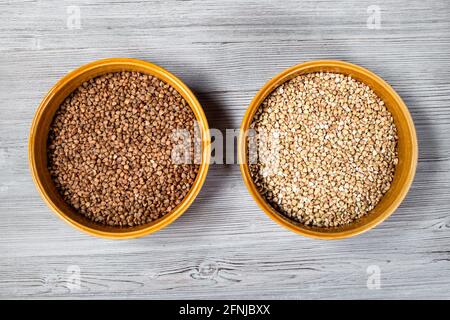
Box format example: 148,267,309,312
238,60,418,239
29,57,211,239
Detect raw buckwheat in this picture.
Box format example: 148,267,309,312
249,72,398,227
47,71,199,227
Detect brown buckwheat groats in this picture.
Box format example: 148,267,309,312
249,72,398,228
47,71,199,227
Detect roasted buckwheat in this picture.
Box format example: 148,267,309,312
48,71,199,227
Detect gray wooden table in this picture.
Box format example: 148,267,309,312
1,0,450,299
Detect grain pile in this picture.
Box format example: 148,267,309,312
249,72,398,227
47,71,199,227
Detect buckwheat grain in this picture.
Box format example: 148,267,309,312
47,71,199,227
249,72,398,227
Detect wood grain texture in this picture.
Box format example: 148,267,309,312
1,0,450,299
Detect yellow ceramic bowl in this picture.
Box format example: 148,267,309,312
238,60,418,239
29,58,210,239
